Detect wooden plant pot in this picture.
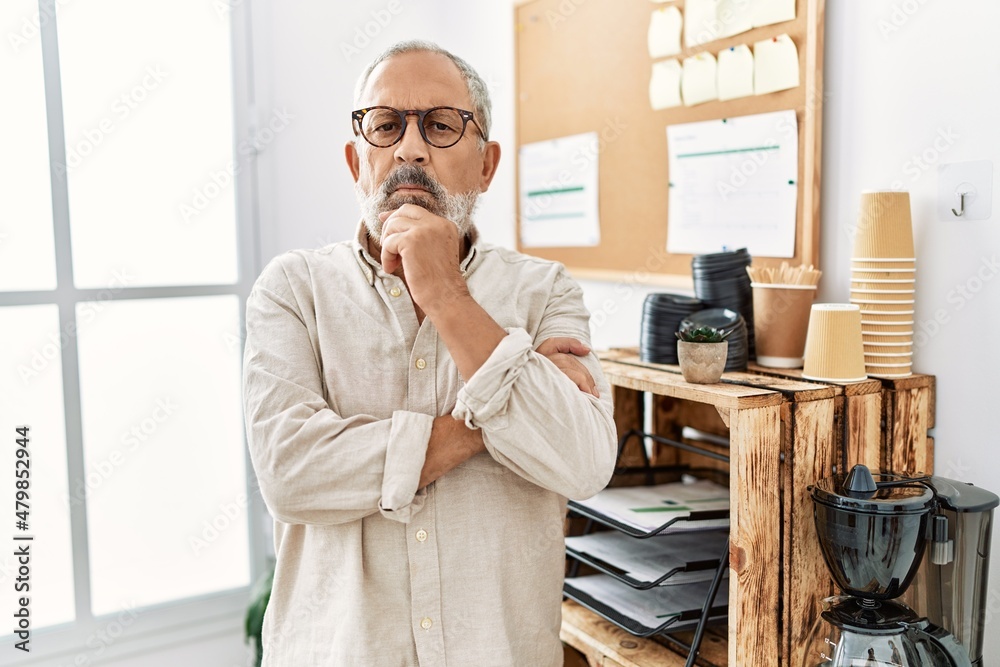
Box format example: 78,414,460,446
677,341,728,384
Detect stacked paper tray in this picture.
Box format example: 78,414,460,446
564,574,728,637
567,479,730,538
565,529,729,589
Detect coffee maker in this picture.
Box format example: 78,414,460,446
802,464,998,666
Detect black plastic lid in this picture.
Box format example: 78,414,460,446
810,466,934,515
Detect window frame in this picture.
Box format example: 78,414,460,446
4,0,268,662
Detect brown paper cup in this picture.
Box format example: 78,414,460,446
862,333,915,344
865,343,914,355
865,352,914,365
851,258,917,266
851,277,916,286
868,368,914,378
802,304,867,382
852,273,917,284
852,299,915,311
850,283,915,293
853,191,916,258
751,284,817,368
862,322,915,333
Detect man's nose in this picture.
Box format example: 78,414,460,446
393,115,428,164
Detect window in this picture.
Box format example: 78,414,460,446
1,0,260,661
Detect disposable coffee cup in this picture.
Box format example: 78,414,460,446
863,333,915,345
863,322,915,333
751,283,816,368
868,369,913,378
850,277,916,285
852,191,916,259
865,343,914,355
802,304,867,382
851,299,915,311
851,258,916,265
850,286,915,294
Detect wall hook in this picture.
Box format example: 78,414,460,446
952,192,969,217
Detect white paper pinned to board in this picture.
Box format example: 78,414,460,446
650,58,683,110
666,110,799,257
648,5,682,58
519,132,601,248
754,34,800,95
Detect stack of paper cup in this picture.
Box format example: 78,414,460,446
850,191,915,378
802,304,868,383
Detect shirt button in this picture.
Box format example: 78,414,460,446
420,617,433,630
389,286,401,298
415,529,427,542
415,358,427,370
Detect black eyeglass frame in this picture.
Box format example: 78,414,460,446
351,106,486,148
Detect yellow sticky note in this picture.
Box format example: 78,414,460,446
650,58,682,110
682,53,718,106
754,34,799,95
685,0,719,48
648,6,682,59
752,0,796,28
717,44,754,101
718,0,753,38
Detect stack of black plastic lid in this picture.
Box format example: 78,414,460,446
640,293,705,364
680,308,749,371
691,249,755,358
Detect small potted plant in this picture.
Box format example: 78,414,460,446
675,325,732,384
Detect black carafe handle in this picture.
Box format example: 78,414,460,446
902,618,972,667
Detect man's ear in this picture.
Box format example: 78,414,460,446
345,140,361,182
477,141,501,192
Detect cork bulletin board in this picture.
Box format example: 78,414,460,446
514,0,826,285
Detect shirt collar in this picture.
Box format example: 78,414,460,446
352,220,482,286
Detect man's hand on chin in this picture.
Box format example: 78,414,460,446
378,204,469,316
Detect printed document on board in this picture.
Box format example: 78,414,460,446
519,132,601,248
665,109,798,257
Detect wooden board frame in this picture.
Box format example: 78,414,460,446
514,0,826,283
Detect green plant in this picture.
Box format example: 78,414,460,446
245,562,275,667
675,325,732,343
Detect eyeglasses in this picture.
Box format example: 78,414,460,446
351,106,485,148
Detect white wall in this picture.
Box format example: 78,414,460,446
250,0,1000,657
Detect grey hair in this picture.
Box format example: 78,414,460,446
353,40,491,148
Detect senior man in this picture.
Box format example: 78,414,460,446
243,40,617,666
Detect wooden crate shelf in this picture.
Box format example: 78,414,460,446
561,350,935,667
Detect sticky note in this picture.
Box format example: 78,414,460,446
754,34,799,95
682,53,718,106
650,58,682,110
752,0,796,28
648,6,682,59
685,0,719,48
717,45,754,101
718,0,753,38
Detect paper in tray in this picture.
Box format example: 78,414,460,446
565,530,728,586
571,479,730,534
564,573,727,634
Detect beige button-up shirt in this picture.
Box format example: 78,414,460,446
243,225,617,666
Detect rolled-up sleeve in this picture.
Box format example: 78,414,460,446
243,258,433,525
452,268,617,500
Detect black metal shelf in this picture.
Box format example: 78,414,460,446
563,427,731,667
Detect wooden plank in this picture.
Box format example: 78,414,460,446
560,601,697,667
613,385,645,468
728,404,782,667
844,392,881,472
884,387,931,474
601,360,782,410
782,398,837,667
746,362,882,397
606,350,837,402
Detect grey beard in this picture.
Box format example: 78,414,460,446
354,167,480,241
